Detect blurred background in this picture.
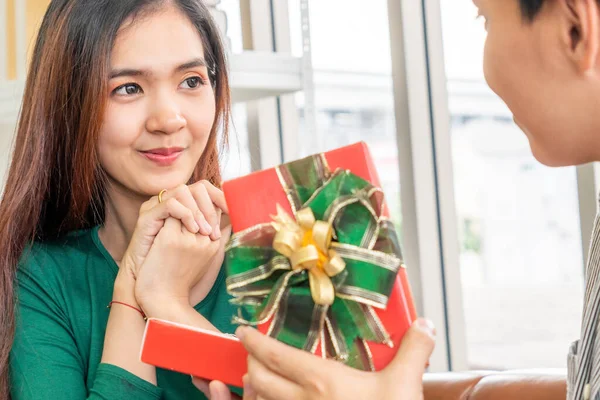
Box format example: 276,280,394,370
0,0,591,372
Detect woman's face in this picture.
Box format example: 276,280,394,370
98,6,216,198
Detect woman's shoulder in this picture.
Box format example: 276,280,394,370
18,226,101,281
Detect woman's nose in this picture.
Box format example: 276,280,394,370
145,100,187,135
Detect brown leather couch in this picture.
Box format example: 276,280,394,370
423,369,566,400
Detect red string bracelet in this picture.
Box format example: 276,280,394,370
107,301,147,321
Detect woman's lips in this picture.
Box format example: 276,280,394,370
139,148,184,166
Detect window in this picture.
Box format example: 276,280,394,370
221,103,251,181
289,0,403,229
213,1,252,180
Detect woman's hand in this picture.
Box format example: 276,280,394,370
120,180,228,280
193,319,435,400
192,380,242,400
134,214,223,317
103,179,231,386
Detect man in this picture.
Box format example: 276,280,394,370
473,1,600,398
196,0,600,398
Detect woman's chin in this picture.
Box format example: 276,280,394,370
136,173,193,196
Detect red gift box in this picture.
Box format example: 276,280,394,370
223,141,417,371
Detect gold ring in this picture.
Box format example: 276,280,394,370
158,189,167,204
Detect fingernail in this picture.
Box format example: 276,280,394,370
196,211,211,233
235,326,246,340
243,375,255,396
213,225,222,239
200,220,213,235
415,318,436,337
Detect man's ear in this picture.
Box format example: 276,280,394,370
564,0,600,72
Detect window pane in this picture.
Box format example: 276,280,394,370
216,0,244,53
221,103,251,180
289,0,402,228
440,1,584,369
216,1,251,180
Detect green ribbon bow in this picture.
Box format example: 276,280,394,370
225,153,404,370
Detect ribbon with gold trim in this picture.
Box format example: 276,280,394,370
225,153,404,370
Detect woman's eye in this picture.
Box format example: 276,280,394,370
180,76,205,89
113,83,142,96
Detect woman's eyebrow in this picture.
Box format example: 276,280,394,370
109,57,208,79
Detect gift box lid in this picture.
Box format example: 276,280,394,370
223,141,386,232
140,318,248,388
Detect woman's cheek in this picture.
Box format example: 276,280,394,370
186,99,216,140
100,102,146,147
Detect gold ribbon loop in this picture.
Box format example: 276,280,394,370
271,204,347,305
312,220,333,253
297,207,316,230
309,268,335,306
273,230,301,258
290,245,320,270
272,204,300,231
324,250,345,277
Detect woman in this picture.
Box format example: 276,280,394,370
3,0,237,398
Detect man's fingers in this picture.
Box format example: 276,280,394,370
237,326,327,386
246,355,304,400
385,318,435,381
242,375,257,400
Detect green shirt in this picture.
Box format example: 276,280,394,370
10,226,238,399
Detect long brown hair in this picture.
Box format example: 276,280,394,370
0,0,230,395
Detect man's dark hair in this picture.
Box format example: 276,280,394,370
519,0,545,20
519,0,600,20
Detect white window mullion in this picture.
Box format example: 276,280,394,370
239,0,283,170
422,0,468,371
387,0,450,372
387,0,468,372
270,0,302,163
